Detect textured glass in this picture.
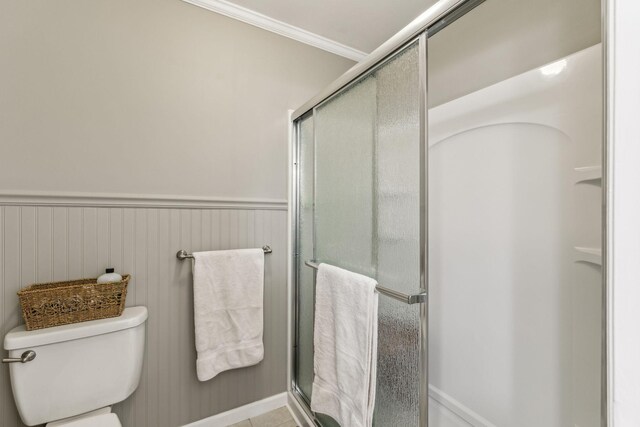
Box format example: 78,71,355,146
313,75,377,427
311,42,422,426
295,115,315,398
373,43,421,427
315,76,377,276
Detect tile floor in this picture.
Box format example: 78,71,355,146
229,406,298,427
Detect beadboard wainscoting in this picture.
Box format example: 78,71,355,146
0,201,288,427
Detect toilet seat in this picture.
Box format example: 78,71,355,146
48,413,121,427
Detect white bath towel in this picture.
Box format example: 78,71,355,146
311,263,379,427
192,248,264,381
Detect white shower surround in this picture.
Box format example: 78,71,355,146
428,44,602,426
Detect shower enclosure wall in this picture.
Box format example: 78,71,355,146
289,0,605,425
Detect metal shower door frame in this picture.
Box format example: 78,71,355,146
289,1,486,425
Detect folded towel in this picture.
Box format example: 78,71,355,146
192,248,264,381
311,263,379,427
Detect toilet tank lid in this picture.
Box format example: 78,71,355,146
4,306,148,350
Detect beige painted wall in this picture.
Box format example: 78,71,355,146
0,1,354,426
0,0,354,201
428,0,601,107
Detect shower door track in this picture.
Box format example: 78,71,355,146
290,0,484,122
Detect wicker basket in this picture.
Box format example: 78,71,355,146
17,275,130,331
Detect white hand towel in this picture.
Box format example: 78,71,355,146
192,248,264,381
311,263,379,427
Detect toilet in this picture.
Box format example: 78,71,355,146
3,306,148,426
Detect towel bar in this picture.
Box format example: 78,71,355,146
177,246,272,260
304,261,427,305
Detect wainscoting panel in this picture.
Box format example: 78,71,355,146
0,204,288,427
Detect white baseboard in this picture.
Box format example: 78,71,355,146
429,385,496,427
287,391,314,427
183,392,289,427
282,384,489,427
192,387,485,427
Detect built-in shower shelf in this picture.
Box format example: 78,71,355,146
573,246,602,265
574,165,602,184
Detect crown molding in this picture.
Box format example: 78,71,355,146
0,190,287,210
182,0,367,62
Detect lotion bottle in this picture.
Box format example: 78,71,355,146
97,268,123,284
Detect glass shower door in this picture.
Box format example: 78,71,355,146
293,2,604,426
294,39,425,426
294,113,315,399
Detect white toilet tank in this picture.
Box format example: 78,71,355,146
4,306,148,426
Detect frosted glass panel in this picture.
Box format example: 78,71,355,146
376,42,421,291
315,76,377,276
295,114,315,398
313,75,377,427
373,43,421,427
310,41,422,426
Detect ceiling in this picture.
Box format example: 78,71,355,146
224,0,440,54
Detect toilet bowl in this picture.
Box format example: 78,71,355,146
3,306,148,426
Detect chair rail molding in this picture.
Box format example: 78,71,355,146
0,190,287,210
181,0,366,62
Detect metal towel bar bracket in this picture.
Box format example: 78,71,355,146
177,246,272,261
304,261,427,305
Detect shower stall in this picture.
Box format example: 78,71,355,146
289,0,605,425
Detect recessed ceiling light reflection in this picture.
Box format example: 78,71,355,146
540,59,568,76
